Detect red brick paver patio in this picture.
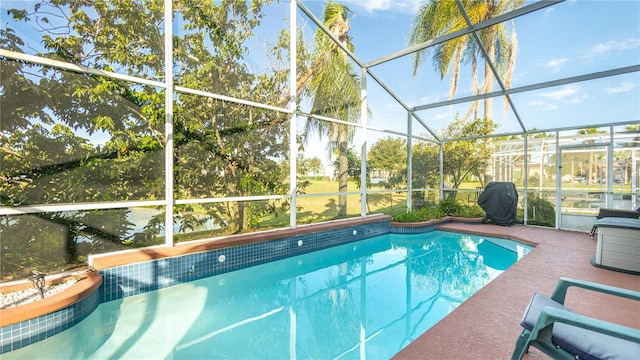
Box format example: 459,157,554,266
393,223,640,360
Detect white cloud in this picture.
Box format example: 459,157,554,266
564,95,586,104
418,94,443,104
584,38,640,59
527,101,557,111
539,85,580,101
381,102,402,110
542,0,578,17
342,0,420,14
544,57,569,73
605,81,635,94
435,112,450,120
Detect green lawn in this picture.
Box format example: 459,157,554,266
178,178,632,240
255,179,410,227
255,178,636,231
264,179,490,221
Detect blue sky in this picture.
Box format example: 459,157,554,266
2,0,638,162
298,0,639,141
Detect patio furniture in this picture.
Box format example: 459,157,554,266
591,217,640,274
477,182,518,226
511,277,640,360
589,208,639,239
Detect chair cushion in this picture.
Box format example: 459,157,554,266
520,292,640,360
520,292,572,330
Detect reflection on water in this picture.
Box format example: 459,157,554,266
4,231,530,359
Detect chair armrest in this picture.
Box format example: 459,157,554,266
550,277,640,304
531,306,640,344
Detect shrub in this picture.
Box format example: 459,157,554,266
526,193,555,227
392,206,435,222
392,199,485,222
437,197,463,216
461,204,486,218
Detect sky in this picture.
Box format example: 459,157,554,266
289,0,640,164
1,0,638,164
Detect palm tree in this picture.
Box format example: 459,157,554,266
622,124,639,184
304,1,362,217
409,0,523,120
577,128,606,184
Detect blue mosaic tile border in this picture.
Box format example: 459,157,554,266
1,219,390,354
390,219,485,234
98,220,390,302
390,223,438,234
0,289,99,354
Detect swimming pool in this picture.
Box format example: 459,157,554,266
2,230,530,359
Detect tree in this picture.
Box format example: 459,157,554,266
405,117,497,204
409,0,523,120
307,157,324,176
0,0,298,278
368,137,407,182
333,147,369,188
368,137,407,207
170,1,300,233
618,124,640,184
296,154,311,175
441,116,498,196
411,141,440,207
1,0,167,277
577,127,606,184
304,1,362,217
625,124,640,133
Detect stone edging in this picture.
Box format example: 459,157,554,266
390,216,485,228
89,214,392,270
0,271,102,327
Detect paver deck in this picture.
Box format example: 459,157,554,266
393,223,640,360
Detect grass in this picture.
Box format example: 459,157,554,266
259,179,489,225
175,178,631,241
255,180,410,227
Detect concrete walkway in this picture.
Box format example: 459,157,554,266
393,223,640,359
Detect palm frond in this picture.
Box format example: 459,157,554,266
409,0,464,77
503,21,518,113
449,42,465,100
409,0,524,118
471,55,479,96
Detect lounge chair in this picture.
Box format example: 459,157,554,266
511,277,640,360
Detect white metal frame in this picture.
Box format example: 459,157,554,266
0,0,638,247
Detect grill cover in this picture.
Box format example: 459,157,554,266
478,182,518,226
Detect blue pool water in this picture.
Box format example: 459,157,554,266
4,231,530,359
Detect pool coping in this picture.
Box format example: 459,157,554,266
393,222,640,359
4,218,631,359
1,214,393,353
89,214,392,270
0,214,507,354
0,271,102,328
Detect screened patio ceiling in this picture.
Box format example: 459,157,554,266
296,0,640,140
0,0,639,264
3,0,637,142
